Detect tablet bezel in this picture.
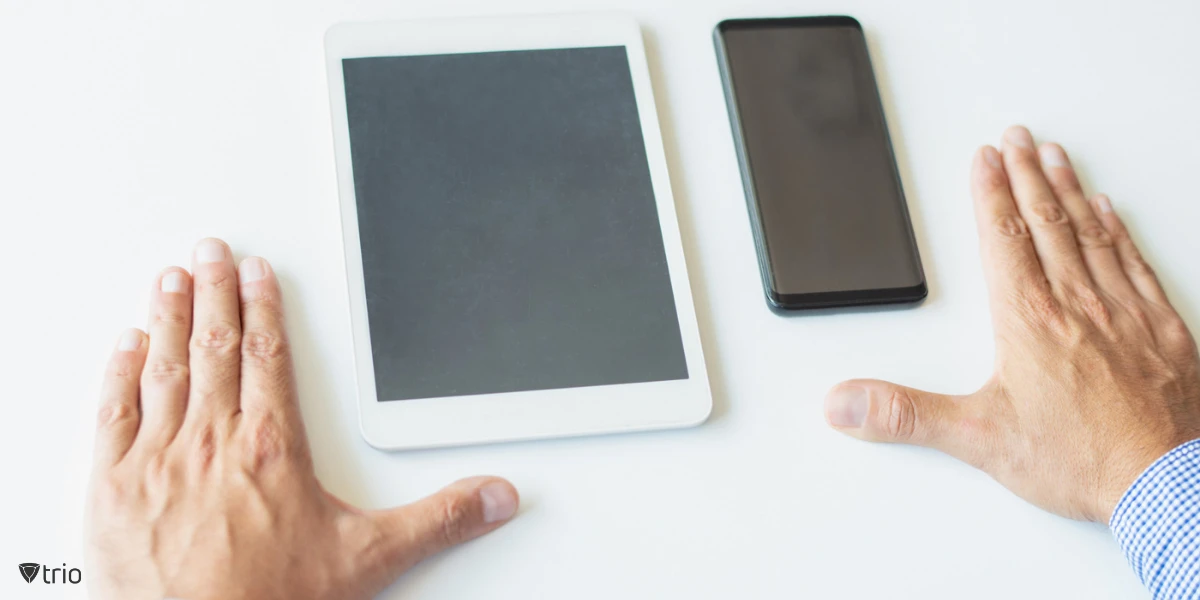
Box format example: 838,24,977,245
325,14,711,450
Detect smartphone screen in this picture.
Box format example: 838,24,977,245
715,16,926,309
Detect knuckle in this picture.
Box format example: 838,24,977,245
111,359,139,380
437,494,475,545
1122,304,1152,331
241,329,289,366
976,168,1009,193
240,285,282,310
881,390,918,441
1015,288,1068,333
993,214,1031,239
192,322,241,353
154,310,190,326
1110,226,1134,246
199,270,237,294
190,425,219,472
96,401,137,430
143,452,177,492
1025,287,1063,320
1161,317,1196,351
1029,202,1069,226
244,417,287,472
1124,253,1156,277
1071,287,1112,326
1075,223,1113,249
143,357,190,384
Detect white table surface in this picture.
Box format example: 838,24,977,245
2,0,1198,598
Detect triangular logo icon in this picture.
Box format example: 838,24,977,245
19,563,40,583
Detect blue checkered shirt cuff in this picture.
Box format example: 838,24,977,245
1110,438,1200,599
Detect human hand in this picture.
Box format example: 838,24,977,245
824,126,1200,522
86,238,519,599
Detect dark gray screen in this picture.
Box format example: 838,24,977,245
342,47,688,402
722,23,922,295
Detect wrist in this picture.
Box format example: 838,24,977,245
1102,436,1200,524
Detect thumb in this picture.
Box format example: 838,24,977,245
372,476,519,573
824,379,964,450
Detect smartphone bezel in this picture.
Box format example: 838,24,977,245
714,15,928,311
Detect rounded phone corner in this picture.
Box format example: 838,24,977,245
764,289,791,313
833,15,863,30
909,281,929,303
893,280,929,305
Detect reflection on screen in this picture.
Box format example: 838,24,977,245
342,47,688,402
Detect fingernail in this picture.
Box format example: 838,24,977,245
194,239,226,264
982,146,1002,169
1039,144,1068,168
480,482,518,524
825,387,869,428
117,329,142,352
1003,126,1034,149
239,257,268,284
161,271,187,293
1095,195,1113,214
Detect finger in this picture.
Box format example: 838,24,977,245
970,145,1052,311
370,477,519,575
237,258,299,422
1037,144,1137,301
95,329,148,466
824,380,985,466
136,268,193,450
187,238,242,422
1092,195,1171,306
1000,126,1092,288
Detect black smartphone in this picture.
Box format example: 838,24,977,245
714,16,926,310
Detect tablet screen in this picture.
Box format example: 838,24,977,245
342,46,689,402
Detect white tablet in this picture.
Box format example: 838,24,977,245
325,14,712,450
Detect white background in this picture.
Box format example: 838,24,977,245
1,0,1197,598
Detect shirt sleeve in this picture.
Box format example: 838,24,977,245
1110,438,1200,600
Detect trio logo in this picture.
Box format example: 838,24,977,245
19,563,40,583
18,562,82,584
